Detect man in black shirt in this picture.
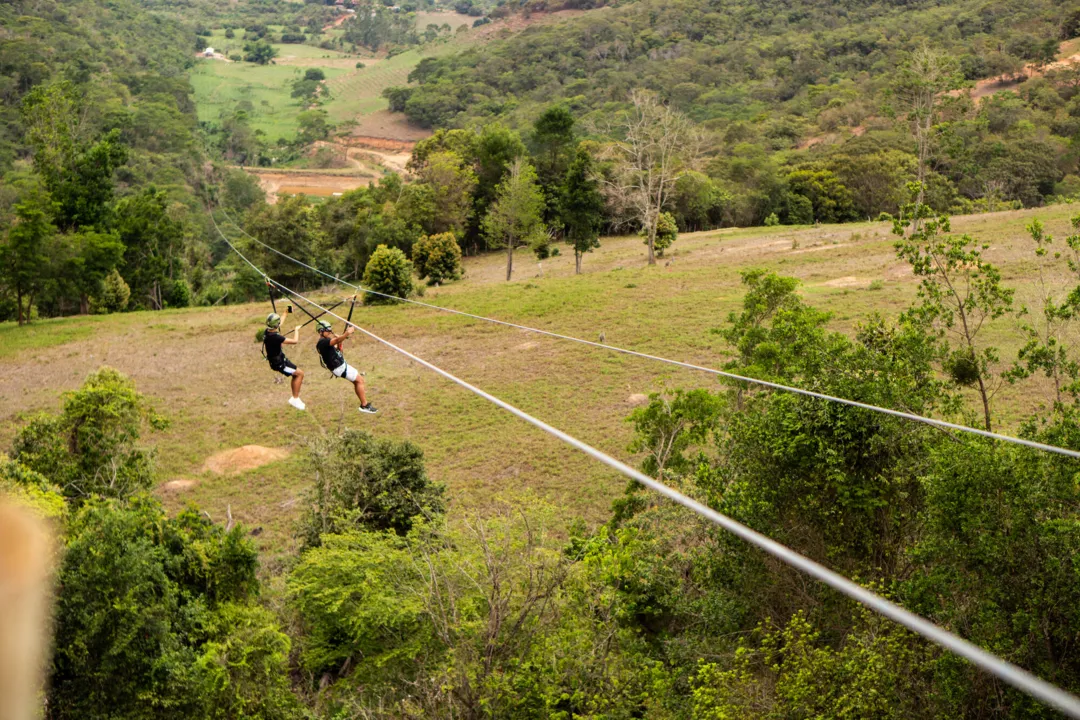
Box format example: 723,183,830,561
315,319,377,414
263,313,306,410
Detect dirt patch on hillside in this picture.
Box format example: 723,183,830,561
246,170,377,202
349,110,432,142
204,446,289,475
822,276,865,288
160,478,197,492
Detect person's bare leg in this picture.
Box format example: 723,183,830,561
353,377,368,405
291,369,304,398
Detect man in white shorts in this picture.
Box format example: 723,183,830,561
315,320,377,414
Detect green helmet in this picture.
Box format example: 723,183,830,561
316,319,333,333
266,312,282,329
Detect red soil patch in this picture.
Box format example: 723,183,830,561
203,446,289,476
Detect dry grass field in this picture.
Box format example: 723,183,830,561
2,205,1076,567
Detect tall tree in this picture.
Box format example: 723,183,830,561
0,193,55,325
893,200,1014,432
482,158,546,281
471,124,526,251
114,188,184,311
416,151,477,235
65,231,125,315
530,105,576,220
894,46,961,219
558,147,605,274
246,195,328,290
21,82,127,231
600,90,701,266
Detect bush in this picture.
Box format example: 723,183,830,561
165,279,192,308
412,232,463,285
89,270,130,314
355,61,366,69
11,368,167,503
362,244,413,304
763,212,780,226
298,429,445,548
48,497,301,720
646,211,678,256
784,192,814,225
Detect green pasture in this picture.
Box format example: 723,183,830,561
190,60,350,142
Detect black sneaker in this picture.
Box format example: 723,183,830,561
358,403,378,414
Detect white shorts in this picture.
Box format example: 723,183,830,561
332,363,360,382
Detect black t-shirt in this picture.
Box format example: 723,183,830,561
316,336,345,371
263,331,286,363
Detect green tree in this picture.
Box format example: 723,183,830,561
412,231,463,285
64,231,124,315
11,367,167,502
362,244,414,304
785,168,858,223
49,497,300,720
416,150,476,235
243,39,277,65
114,187,185,311
652,211,678,256
672,170,727,232
91,269,131,314
530,104,576,219
247,195,327,290
472,123,527,249
21,82,128,231
558,146,605,274
296,109,331,143
0,191,55,325
627,389,722,482
483,157,547,281
893,194,1014,431
298,429,445,548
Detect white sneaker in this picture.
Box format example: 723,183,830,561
288,397,306,411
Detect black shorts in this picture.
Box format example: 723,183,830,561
270,357,298,377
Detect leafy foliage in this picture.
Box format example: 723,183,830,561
412,231,463,285
298,429,445,548
49,496,301,720
11,367,166,503
362,244,414,304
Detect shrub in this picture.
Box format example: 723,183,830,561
644,211,678,256
764,212,780,226
48,497,301,720
90,269,130,314
11,368,167,503
298,429,445,548
362,244,413,304
412,232,463,285
355,61,366,69
165,278,191,308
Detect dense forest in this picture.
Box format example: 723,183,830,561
385,0,1080,222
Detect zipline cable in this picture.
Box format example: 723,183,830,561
217,209,1080,462
210,214,1080,717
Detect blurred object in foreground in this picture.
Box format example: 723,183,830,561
0,500,55,720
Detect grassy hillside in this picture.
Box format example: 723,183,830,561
2,204,1077,565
